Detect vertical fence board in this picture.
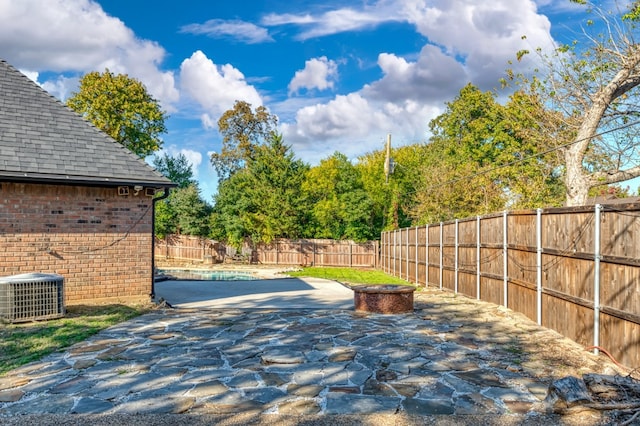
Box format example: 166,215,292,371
600,313,640,368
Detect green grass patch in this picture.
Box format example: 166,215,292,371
0,304,150,376
286,266,412,286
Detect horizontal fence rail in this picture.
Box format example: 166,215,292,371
155,236,378,268
381,203,640,368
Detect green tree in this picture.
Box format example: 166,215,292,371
67,70,167,157
155,185,211,238
412,84,564,223
171,185,212,236
507,1,640,205
211,100,278,180
500,90,566,208
303,152,375,241
152,153,196,189
154,197,176,239
358,143,429,231
210,134,310,247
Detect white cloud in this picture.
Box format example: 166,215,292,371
42,75,79,101
262,2,403,40
399,0,554,87
0,0,178,109
180,19,274,44
281,92,439,163
288,57,339,95
279,0,555,164
362,46,467,103
179,50,263,130
162,145,203,178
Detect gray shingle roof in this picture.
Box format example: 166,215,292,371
0,59,174,187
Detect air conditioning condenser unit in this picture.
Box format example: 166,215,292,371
0,273,65,323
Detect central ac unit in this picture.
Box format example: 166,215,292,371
0,273,65,323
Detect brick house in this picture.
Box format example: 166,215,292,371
0,59,175,305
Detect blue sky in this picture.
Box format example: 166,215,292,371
0,0,586,201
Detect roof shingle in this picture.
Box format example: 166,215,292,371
0,59,174,188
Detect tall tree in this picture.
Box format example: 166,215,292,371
303,152,375,241
152,152,196,188
67,70,167,157
358,143,425,231
155,185,211,238
171,185,212,236
210,133,310,247
413,84,565,223
509,1,640,205
211,100,278,180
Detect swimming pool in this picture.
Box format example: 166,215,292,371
158,269,256,281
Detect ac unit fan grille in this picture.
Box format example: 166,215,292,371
0,274,65,323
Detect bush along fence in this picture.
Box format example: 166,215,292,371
155,235,379,268
381,202,640,368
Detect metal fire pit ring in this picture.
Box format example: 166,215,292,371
352,284,415,314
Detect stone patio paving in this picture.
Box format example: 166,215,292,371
0,287,622,425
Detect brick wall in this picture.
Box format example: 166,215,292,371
0,182,154,305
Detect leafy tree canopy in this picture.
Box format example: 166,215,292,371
210,133,310,247
211,100,278,181
155,184,211,238
506,1,640,205
303,152,375,241
153,152,196,189
67,69,167,157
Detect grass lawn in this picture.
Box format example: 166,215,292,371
286,266,413,287
0,304,150,376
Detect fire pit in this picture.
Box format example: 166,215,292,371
352,285,415,314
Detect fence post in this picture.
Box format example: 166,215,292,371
455,219,459,293
379,233,383,271
503,211,508,307
349,242,353,267
439,222,443,290
313,240,317,267
536,208,543,325
406,228,410,282
397,229,402,279
393,230,397,277
415,226,419,285
425,224,429,287
476,215,481,300
593,204,602,355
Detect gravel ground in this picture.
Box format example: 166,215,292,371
0,412,614,426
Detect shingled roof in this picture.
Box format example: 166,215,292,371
0,59,174,188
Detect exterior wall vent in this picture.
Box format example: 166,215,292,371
0,273,65,323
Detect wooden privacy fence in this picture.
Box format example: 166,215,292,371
155,235,224,263
255,239,378,267
381,203,640,368
155,235,378,268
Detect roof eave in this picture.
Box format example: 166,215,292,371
0,172,177,188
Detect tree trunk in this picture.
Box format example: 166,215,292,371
564,144,591,206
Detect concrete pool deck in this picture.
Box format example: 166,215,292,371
154,276,355,310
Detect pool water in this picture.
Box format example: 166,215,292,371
158,269,256,281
